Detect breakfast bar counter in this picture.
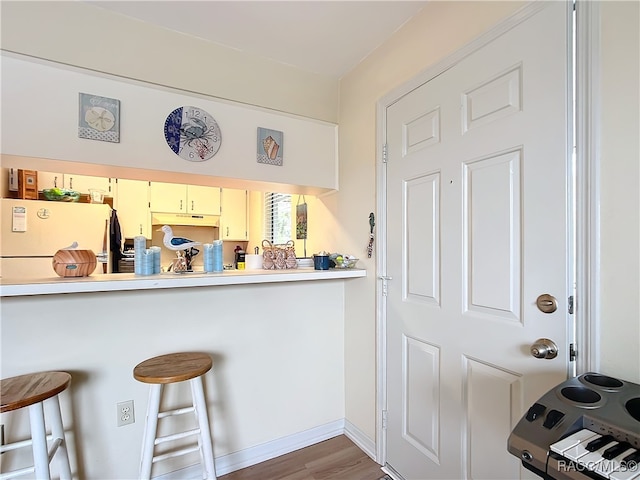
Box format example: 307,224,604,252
1,267,358,478
0,267,366,297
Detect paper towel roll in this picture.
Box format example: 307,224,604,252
245,254,263,270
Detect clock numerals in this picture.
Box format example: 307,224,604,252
164,106,221,162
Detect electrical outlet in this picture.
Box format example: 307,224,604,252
117,400,135,427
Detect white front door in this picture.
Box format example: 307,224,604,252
384,3,573,479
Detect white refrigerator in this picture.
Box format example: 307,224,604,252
1,198,111,279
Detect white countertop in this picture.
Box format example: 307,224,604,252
0,267,367,297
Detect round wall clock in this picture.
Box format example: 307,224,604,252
164,106,222,162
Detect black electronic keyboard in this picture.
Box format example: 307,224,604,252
508,373,640,480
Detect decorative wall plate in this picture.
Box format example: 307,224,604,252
164,106,221,161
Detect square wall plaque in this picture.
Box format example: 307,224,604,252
257,127,283,166
79,93,120,143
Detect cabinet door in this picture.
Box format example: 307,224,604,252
149,182,186,213
114,179,150,238
221,188,248,240
187,185,221,215
66,174,112,194
37,172,65,190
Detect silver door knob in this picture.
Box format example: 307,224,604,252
530,338,558,359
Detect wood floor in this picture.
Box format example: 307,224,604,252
219,435,385,480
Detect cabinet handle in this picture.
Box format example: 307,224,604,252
139,224,142,234
226,227,229,237
191,200,195,211
69,177,73,189
180,199,183,211
54,176,58,188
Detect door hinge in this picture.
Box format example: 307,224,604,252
569,343,577,362
568,295,574,315
382,410,388,429
382,143,388,163
379,275,392,296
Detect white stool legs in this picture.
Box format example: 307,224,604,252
139,384,163,479
42,395,72,480
25,396,72,480
138,377,216,480
29,400,51,480
191,376,216,479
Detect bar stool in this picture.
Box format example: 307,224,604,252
0,371,73,480
133,352,216,480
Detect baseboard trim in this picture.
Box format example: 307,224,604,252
344,418,377,461
154,419,348,479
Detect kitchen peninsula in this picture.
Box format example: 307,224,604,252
1,267,362,478
0,267,366,297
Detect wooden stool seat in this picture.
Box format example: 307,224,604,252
0,371,73,480
1,371,71,413
134,352,217,480
134,352,212,384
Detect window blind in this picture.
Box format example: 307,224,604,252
264,193,291,244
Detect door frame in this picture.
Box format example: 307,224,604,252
374,0,601,466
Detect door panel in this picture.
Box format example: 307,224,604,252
384,3,572,479
463,149,521,321
405,174,440,306
463,359,522,479
403,335,440,463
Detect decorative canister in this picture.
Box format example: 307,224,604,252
52,247,97,277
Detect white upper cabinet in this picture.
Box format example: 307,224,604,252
35,172,112,194
220,188,248,241
37,171,64,191
65,174,112,195
114,179,150,238
149,182,185,213
187,185,221,215
149,182,220,215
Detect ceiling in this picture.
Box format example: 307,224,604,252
88,1,428,78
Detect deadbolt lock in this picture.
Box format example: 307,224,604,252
536,294,558,313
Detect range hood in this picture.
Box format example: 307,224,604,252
151,212,219,227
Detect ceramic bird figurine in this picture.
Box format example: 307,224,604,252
159,225,202,251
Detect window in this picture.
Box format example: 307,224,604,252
264,193,291,244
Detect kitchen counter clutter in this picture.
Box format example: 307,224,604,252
0,267,366,297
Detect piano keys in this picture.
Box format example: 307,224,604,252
549,430,639,479
508,373,640,480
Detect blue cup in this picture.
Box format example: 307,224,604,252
150,246,161,274
203,244,214,273
313,254,330,270
213,240,223,272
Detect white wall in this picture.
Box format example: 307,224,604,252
0,1,339,124
1,55,338,194
0,282,346,478
598,1,640,382
336,0,527,441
